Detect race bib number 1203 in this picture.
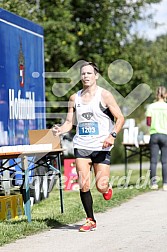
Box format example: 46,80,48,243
79,122,99,135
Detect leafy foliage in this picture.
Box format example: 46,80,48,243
0,0,164,103
1,0,166,162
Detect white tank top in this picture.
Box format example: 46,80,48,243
73,86,114,151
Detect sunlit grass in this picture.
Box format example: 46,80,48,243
0,167,162,247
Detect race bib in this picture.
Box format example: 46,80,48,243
79,122,99,135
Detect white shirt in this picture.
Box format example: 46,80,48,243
73,86,114,151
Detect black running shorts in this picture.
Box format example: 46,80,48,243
74,148,111,165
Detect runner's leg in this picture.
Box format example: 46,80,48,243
93,163,110,194
76,158,95,221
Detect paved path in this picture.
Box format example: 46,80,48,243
1,189,167,252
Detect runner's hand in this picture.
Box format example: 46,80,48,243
102,135,115,149
52,125,62,136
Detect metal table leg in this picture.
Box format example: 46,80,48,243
124,146,128,178
21,156,31,222
139,146,142,182
57,154,64,213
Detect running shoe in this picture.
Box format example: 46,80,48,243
150,184,158,190
79,218,96,232
163,184,167,191
103,187,113,200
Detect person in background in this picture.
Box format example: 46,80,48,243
146,86,167,191
53,62,124,232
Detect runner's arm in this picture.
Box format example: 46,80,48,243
102,89,125,134
101,89,124,148
53,94,76,135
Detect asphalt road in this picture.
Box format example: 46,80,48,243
1,189,167,252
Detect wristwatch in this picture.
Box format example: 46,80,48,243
110,132,117,138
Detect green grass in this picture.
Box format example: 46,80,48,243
0,167,163,247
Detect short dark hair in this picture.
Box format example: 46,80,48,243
80,61,99,74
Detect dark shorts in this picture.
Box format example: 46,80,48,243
74,148,111,165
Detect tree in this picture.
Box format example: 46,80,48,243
1,0,166,163
0,0,41,22
1,0,163,105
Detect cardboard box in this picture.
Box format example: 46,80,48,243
28,129,61,150
0,196,14,220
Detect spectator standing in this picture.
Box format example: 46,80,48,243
146,86,167,190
